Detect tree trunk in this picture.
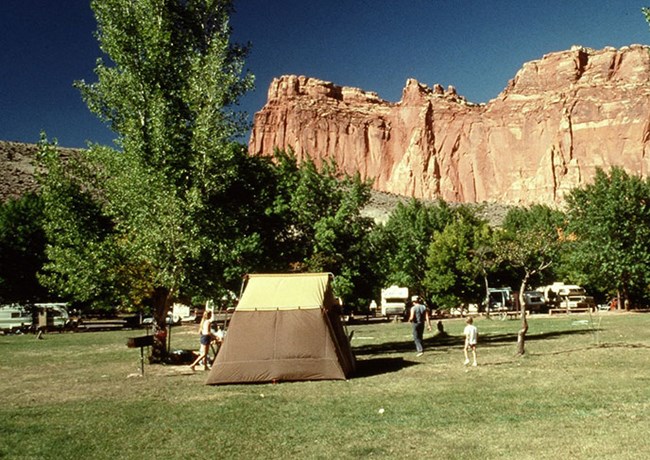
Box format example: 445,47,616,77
622,284,630,311
517,311,529,355
483,272,490,318
149,286,173,363
516,274,529,356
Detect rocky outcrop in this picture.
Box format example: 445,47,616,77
0,141,81,203
249,45,650,205
0,142,39,202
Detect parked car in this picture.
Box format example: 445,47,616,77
523,291,547,313
142,314,174,326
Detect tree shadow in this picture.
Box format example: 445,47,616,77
352,328,596,357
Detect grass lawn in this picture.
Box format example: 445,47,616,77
1,312,649,459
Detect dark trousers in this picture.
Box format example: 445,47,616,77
412,322,425,352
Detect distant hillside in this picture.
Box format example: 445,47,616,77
0,141,40,202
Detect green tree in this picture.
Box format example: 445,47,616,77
268,149,377,308
423,210,490,310
36,140,131,311
372,199,454,300
497,205,565,354
0,193,49,303
565,167,650,309
38,0,254,360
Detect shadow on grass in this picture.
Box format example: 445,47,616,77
353,357,418,378
352,328,596,357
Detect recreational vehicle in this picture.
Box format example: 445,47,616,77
0,304,33,333
380,285,409,318
34,303,70,330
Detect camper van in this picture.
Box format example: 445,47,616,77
0,304,33,333
34,303,70,330
380,286,409,318
540,282,595,310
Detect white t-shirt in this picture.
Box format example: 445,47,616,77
201,318,212,335
464,324,478,345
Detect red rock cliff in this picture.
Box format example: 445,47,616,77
249,45,650,205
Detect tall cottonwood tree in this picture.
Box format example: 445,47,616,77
38,0,254,360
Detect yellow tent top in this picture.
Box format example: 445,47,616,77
236,273,335,311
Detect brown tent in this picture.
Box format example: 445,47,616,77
206,273,355,385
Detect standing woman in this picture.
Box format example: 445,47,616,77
190,310,214,371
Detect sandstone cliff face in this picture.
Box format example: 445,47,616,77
249,45,650,205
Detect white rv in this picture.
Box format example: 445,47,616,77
0,304,33,333
34,303,70,330
380,286,409,318
540,282,595,309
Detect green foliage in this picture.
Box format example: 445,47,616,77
497,204,566,287
501,204,565,236
37,0,255,324
565,167,650,304
371,199,454,297
423,209,490,308
0,193,49,302
267,149,376,307
36,138,135,310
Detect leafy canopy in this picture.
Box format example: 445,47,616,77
0,193,49,303
424,211,490,309
38,0,255,320
565,167,650,303
372,199,455,298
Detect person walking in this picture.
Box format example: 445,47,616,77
409,296,432,357
190,310,214,371
464,317,478,366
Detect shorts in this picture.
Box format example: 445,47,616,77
200,334,212,346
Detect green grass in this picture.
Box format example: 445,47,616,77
1,312,649,459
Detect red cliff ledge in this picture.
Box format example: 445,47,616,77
249,45,650,206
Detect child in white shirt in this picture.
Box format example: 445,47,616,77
463,317,478,366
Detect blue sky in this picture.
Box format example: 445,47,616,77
1,0,649,148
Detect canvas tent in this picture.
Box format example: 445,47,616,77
206,272,355,384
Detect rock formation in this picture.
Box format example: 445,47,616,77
249,45,650,205
0,142,39,202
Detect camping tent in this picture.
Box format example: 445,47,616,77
206,272,355,384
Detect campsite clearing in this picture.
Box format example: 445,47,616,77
1,312,649,459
